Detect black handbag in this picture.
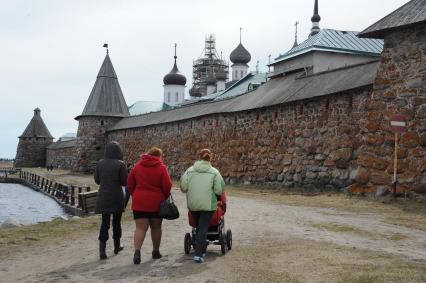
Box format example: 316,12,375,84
159,195,180,220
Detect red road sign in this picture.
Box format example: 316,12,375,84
390,114,407,133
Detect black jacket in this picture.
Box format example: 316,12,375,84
94,142,128,214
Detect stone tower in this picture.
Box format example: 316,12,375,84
72,51,130,173
15,108,54,167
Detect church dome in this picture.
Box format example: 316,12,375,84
163,61,187,86
230,43,251,64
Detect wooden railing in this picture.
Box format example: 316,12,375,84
19,170,93,209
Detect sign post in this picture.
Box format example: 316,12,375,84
390,115,407,198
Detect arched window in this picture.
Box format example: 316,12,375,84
241,70,244,77
167,92,171,102
175,92,179,102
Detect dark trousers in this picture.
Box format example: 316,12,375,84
191,211,213,257
124,187,131,208
98,213,122,242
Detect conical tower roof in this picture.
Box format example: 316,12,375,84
19,108,53,138
76,54,130,119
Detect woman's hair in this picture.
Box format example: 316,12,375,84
199,148,212,161
147,147,163,157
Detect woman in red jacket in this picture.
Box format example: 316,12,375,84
127,147,172,264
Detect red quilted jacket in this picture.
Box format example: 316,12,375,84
127,154,172,212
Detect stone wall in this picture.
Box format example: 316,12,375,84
46,146,75,169
353,24,426,193
14,137,53,168
72,116,122,173
107,87,371,190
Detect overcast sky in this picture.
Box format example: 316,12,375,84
1,0,409,158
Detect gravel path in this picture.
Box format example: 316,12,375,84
1,189,426,282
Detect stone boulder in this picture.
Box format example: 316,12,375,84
1,218,21,229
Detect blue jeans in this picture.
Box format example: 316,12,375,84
191,211,213,257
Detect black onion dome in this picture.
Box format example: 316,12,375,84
311,13,321,22
163,61,187,85
230,43,251,64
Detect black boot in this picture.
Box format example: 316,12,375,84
99,241,107,260
152,250,162,259
133,250,141,264
114,239,123,255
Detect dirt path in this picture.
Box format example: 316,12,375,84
1,189,426,283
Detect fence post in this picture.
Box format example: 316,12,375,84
63,186,69,204
57,184,62,199
19,170,22,179
52,183,57,196
70,186,75,206
77,187,83,208
41,178,45,190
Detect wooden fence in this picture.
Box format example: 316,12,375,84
19,171,96,214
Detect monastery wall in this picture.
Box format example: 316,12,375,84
46,147,74,169
107,87,371,190
352,24,426,194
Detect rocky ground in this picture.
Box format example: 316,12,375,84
1,180,426,283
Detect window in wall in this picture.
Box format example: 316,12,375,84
168,92,171,102
235,70,238,79
241,70,244,77
175,92,179,102
101,120,104,126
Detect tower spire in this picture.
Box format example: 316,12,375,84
310,0,321,36
239,27,242,43
103,43,109,55
174,43,177,61
293,21,299,48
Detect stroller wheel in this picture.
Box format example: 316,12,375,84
220,233,227,255
184,233,192,255
226,229,232,250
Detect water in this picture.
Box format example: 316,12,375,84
0,183,69,225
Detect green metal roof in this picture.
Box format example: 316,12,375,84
274,29,383,63
128,101,171,116
214,72,267,101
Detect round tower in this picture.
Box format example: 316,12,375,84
230,28,251,81
72,47,130,173
163,44,187,106
14,108,54,167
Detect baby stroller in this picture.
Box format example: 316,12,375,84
184,192,232,255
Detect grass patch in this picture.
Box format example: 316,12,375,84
0,207,134,261
311,222,375,237
227,238,426,283
311,222,410,242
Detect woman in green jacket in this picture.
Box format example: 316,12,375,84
181,149,225,263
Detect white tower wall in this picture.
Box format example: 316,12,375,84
164,84,186,106
232,63,249,81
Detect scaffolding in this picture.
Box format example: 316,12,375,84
190,34,229,98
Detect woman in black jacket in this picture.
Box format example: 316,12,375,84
94,141,128,260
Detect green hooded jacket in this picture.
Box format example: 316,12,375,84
180,160,225,211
